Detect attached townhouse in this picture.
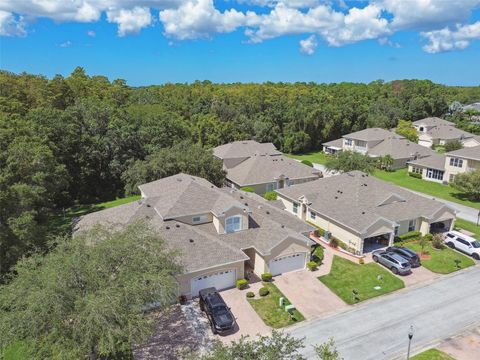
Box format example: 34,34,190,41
276,171,456,255
409,145,480,184
75,173,314,298
413,117,480,149
322,128,435,169
213,140,321,195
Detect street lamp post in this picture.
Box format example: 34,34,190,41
407,325,414,360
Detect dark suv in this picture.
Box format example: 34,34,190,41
199,287,236,334
386,246,421,268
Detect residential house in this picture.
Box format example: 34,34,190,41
276,171,456,254
413,117,480,148
408,145,480,184
213,140,321,195
322,128,435,169
75,173,314,298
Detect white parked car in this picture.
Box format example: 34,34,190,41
444,231,480,260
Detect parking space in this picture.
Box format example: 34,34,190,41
394,265,439,287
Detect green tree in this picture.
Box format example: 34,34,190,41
395,120,418,143
283,131,311,154
377,155,394,171
444,140,463,152
325,151,376,174
122,141,226,194
452,170,480,200
315,338,342,360
0,222,181,359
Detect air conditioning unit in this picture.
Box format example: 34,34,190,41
324,231,331,240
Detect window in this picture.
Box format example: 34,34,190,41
345,138,353,146
449,174,456,183
449,157,463,168
293,202,299,214
310,211,316,220
411,166,422,174
408,219,416,232
192,215,208,223
426,168,444,181
225,216,242,233
266,183,276,192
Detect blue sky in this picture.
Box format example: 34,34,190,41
1,1,479,86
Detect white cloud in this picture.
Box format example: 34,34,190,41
58,40,72,48
107,6,152,36
421,21,480,53
0,10,25,37
159,0,250,40
299,34,317,54
378,37,401,48
87,30,96,37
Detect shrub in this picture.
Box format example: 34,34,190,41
432,234,445,249
301,160,314,167
241,186,255,193
312,246,324,264
261,272,272,282
399,231,422,242
236,279,248,289
423,233,433,241
264,191,277,201
246,291,255,298
409,172,422,179
329,237,339,248
259,287,269,297
307,261,317,271
358,258,365,265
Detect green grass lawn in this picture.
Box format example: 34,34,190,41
373,168,480,210
404,241,475,274
247,282,304,328
286,150,329,164
411,349,455,360
2,341,30,360
454,218,480,239
318,256,405,305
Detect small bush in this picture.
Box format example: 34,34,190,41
423,233,433,241
301,160,314,167
261,272,272,282
409,172,422,179
432,234,445,249
259,287,269,297
312,246,324,264
236,279,248,289
246,291,255,298
358,258,365,265
399,231,422,241
241,186,255,193
264,191,277,201
329,238,339,248
307,261,317,271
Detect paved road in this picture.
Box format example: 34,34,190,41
312,162,479,223
287,265,480,360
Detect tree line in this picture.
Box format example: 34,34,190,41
1,67,479,278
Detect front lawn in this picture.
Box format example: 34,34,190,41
373,168,480,210
319,256,405,305
247,282,304,328
2,341,30,360
286,151,329,165
404,242,475,274
411,349,455,360
454,219,480,239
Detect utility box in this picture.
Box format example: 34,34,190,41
285,304,295,314
279,297,285,307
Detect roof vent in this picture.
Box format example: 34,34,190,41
189,239,194,243
266,211,270,215
176,178,182,182
334,196,338,199
361,211,365,214
240,196,244,199
146,204,151,207
175,224,180,228
165,226,170,230
281,225,285,228
245,202,248,206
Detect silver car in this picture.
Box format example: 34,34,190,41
372,250,412,275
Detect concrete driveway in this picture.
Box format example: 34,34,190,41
436,327,480,360
397,265,439,287
218,282,270,343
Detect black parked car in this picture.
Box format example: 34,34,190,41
199,287,236,334
386,246,421,268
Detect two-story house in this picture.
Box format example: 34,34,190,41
75,173,314,298
213,140,321,195
413,117,480,148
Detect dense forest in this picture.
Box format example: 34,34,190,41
1,67,479,278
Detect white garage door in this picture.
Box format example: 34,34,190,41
269,252,307,276
418,140,432,148
190,269,236,297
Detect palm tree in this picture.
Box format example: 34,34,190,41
382,154,394,171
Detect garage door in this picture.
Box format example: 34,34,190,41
418,140,432,148
269,252,307,276
190,269,236,297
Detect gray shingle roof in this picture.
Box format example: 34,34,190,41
413,117,454,127
368,137,436,160
213,140,281,159
408,153,446,170
446,145,480,161
426,125,474,140
276,171,452,236
322,138,344,148
225,154,320,186
342,128,403,142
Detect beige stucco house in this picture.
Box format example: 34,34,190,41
322,128,435,169
213,140,321,195
276,171,456,255
75,173,314,298
408,145,480,184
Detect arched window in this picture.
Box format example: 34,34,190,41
225,215,242,233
